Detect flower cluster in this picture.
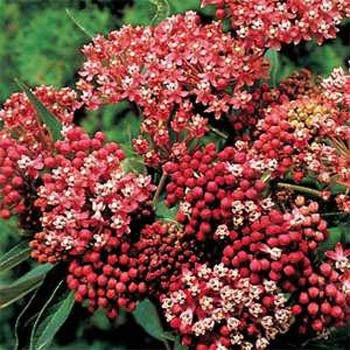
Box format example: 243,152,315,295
229,69,317,132
245,79,350,190
30,126,155,263
0,86,80,154
78,11,268,166
321,66,350,108
161,263,293,349
201,0,350,49
0,86,80,224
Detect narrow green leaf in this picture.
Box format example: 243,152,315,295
34,291,75,350
15,79,62,141
265,49,280,87
0,264,53,309
15,288,41,350
65,9,93,39
133,298,173,343
30,280,64,350
0,240,30,272
90,309,111,331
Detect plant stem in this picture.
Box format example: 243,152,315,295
65,9,93,38
277,182,324,198
153,172,167,205
209,126,229,140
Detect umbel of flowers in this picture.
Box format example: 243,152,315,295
0,5,349,350
201,0,350,49
77,12,268,166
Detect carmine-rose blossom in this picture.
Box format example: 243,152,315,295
161,263,293,349
0,86,80,154
0,87,80,222
201,0,350,49
78,11,268,166
30,127,155,263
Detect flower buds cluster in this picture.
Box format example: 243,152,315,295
0,134,34,220
222,197,329,291
67,245,147,318
164,143,271,241
292,243,350,333
135,221,204,296
161,263,293,349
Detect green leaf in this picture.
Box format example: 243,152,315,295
30,280,64,350
340,223,350,244
174,337,188,350
90,309,111,331
121,156,146,175
15,79,62,141
265,49,280,87
133,298,174,343
317,227,342,257
199,127,227,149
0,240,30,272
0,263,53,309
155,202,178,222
33,291,75,350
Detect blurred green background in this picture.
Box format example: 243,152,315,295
0,1,349,349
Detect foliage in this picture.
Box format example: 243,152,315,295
0,0,113,101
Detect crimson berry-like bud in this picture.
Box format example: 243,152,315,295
249,259,261,272
325,284,337,297
320,302,331,314
311,319,324,332
299,292,309,304
331,306,343,318
319,263,332,276
307,302,319,315
292,304,302,315
308,287,319,299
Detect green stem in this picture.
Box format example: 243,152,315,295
153,172,167,205
277,182,325,198
209,126,229,140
